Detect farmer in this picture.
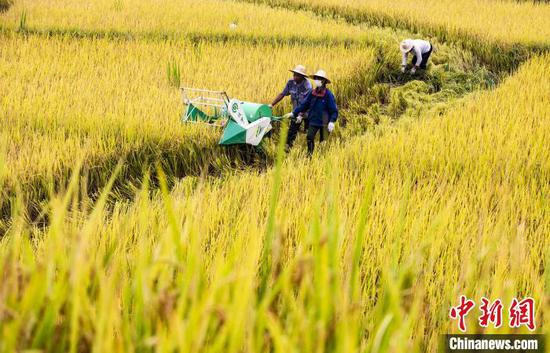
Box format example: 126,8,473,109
269,65,312,149
400,39,433,74
283,70,338,156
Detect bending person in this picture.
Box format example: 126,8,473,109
400,39,433,74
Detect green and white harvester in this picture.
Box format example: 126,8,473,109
181,87,282,146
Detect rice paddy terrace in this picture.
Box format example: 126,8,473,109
0,0,548,352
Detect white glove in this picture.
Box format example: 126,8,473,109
410,67,417,74
401,66,406,73
295,114,302,123
268,104,273,109
328,122,335,133
283,112,294,119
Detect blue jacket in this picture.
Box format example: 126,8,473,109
293,88,338,127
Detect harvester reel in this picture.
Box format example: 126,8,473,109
181,87,280,146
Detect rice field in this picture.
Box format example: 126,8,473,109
242,0,550,46
0,33,377,218
241,0,550,72
0,8,489,219
1,0,368,42
0,0,549,352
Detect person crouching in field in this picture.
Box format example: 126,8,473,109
400,39,433,75
284,70,338,156
269,65,312,150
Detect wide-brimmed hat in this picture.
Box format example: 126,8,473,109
400,39,413,53
310,69,331,83
289,65,307,77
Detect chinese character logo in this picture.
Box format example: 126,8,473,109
479,297,503,328
449,295,475,332
509,297,536,331
450,296,536,332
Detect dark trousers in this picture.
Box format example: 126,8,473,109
306,125,325,156
412,44,433,69
303,118,309,132
286,119,302,148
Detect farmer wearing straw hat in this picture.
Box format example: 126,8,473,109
283,69,338,156
270,65,312,149
400,39,433,74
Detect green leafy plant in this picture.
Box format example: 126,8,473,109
18,9,27,32
166,60,181,88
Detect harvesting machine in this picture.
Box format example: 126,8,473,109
181,87,282,146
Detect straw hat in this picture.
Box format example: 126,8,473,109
289,65,307,77
400,39,414,53
310,69,331,83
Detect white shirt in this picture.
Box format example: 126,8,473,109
402,39,432,67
